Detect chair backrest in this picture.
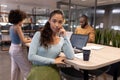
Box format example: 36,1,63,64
70,34,89,49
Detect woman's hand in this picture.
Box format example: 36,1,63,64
59,27,66,37
25,37,31,43
55,56,66,64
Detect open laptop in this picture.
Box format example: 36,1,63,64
70,34,89,53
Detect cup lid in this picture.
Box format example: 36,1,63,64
82,47,91,50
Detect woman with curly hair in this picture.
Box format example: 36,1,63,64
8,9,31,80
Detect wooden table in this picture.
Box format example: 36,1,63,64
64,43,120,80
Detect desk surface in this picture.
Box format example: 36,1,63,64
65,43,120,70
25,43,30,47
25,43,120,70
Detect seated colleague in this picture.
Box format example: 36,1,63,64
75,15,95,43
28,10,75,80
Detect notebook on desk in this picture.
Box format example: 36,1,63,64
70,34,89,53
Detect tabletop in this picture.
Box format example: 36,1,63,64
64,43,120,70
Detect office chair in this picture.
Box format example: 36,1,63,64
60,66,109,80
106,62,120,80
27,65,61,80
88,66,109,80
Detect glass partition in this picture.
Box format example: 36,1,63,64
57,0,120,31
57,0,96,31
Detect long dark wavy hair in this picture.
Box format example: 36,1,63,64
40,10,64,48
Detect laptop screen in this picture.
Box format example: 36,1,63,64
70,34,89,50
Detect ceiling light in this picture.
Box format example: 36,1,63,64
0,4,7,7
97,10,105,14
70,6,74,9
81,0,86,1
98,1,107,4
112,9,120,14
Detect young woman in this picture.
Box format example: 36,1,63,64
28,9,75,80
8,9,31,80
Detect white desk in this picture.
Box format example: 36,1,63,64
65,43,120,69
25,43,30,47
64,43,120,80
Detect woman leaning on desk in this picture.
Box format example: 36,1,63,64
27,9,75,80
8,9,31,80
